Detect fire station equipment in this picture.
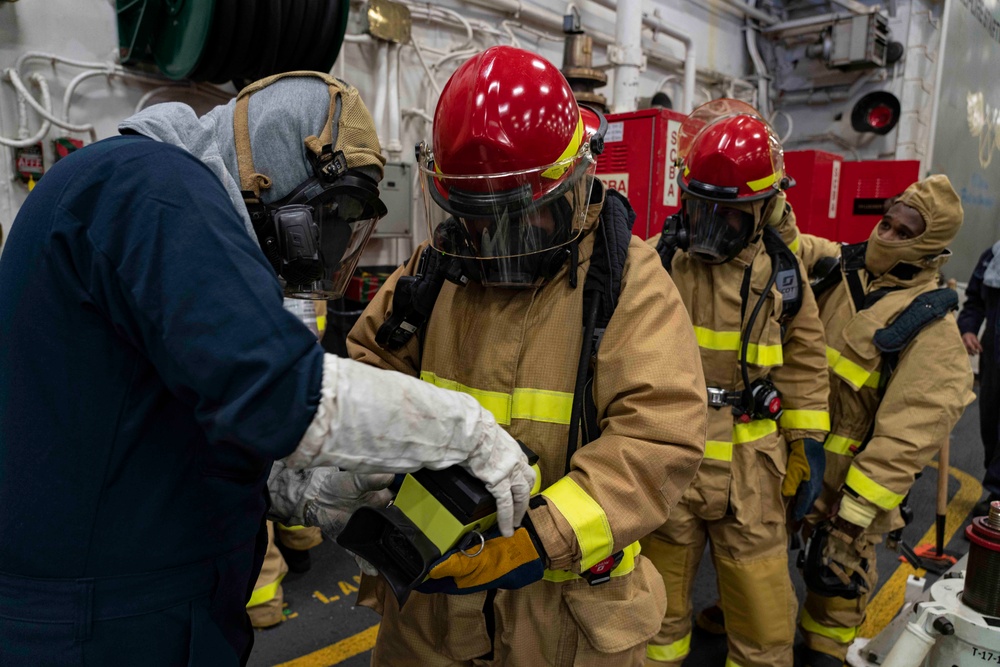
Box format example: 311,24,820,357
848,542,1000,666
595,108,688,239
337,443,541,605
783,150,920,243
116,0,352,83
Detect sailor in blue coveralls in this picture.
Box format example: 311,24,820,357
0,72,535,666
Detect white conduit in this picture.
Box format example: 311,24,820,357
611,0,644,112
562,0,700,113
4,68,97,140
0,73,52,148
386,43,403,161
372,41,389,153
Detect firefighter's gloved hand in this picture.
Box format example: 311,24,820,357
782,438,826,520
822,518,868,591
267,461,394,540
282,355,535,538
415,525,545,595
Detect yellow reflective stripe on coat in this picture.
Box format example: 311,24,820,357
826,347,880,389
694,326,783,366
277,523,308,531
542,541,641,583
704,420,779,461
646,632,692,662
825,433,862,456
779,409,830,431
800,607,858,644
420,372,572,426
845,466,906,510
788,233,800,254
246,572,285,607
541,477,613,570
705,440,734,462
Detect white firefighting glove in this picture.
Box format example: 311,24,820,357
284,354,535,537
267,460,394,540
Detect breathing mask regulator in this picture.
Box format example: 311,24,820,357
235,72,387,299
337,443,542,605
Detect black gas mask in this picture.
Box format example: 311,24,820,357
233,71,388,300
430,198,576,287
246,149,387,299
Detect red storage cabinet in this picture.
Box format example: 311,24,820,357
596,108,688,240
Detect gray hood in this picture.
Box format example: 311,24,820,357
119,100,256,239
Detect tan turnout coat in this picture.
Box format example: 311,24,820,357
348,190,707,664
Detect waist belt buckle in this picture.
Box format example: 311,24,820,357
706,387,730,410
583,551,624,586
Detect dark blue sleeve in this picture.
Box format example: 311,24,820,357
59,139,323,460
958,247,992,336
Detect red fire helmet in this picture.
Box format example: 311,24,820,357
428,45,589,208
678,99,786,203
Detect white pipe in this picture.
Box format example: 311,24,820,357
3,68,97,141
372,42,389,153
610,0,644,112
0,73,52,149
589,0,697,113
463,0,671,74
719,0,779,25
923,0,951,175
386,43,403,161
648,7,696,113
745,18,770,117
62,68,112,123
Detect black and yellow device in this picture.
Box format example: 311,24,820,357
337,443,541,605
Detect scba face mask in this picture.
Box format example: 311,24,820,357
251,159,387,299
420,143,598,288
235,72,387,300
684,198,756,264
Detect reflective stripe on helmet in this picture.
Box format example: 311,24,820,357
540,114,585,180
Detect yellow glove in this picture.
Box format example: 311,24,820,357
782,438,825,520
416,526,544,595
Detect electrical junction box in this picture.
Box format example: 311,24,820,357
372,162,412,238
783,150,919,243
596,108,688,240
829,12,889,70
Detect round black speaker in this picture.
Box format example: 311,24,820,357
850,91,901,135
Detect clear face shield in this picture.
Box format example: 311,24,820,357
268,171,387,300
684,197,756,264
418,144,597,287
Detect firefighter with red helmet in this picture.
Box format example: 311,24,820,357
642,100,830,667
345,45,708,665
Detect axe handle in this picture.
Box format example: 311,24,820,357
937,439,950,516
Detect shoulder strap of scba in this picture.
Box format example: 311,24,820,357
654,216,802,322
233,71,348,203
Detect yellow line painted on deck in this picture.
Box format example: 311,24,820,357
273,624,379,667
859,462,981,638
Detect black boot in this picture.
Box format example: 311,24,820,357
276,539,312,574
798,646,844,667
